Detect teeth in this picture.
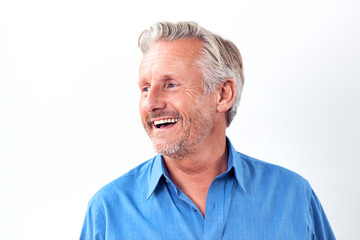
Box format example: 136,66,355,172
154,118,179,126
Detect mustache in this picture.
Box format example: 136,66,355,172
146,111,182,127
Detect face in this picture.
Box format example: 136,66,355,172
138,38,218,160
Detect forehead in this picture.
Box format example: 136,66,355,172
139,38,203,78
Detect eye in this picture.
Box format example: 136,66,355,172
141,85,150,92
165,81,178,89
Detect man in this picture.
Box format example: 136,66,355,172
80,22,335,239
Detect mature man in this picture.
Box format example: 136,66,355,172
80,22,335,239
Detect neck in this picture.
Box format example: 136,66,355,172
163,136,228,176
163,134,228,217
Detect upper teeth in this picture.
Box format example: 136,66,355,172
154,119,179,126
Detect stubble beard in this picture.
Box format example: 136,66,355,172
144,107,215,160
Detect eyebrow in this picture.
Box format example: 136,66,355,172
138,78,148,87
138,73,181,85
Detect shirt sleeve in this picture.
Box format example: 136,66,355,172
309,189,336,240
79,200,106,240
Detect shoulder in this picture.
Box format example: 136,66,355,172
88,157,156,206
236,151,312,193
233,151,335,238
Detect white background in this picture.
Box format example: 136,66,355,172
0,0,359,239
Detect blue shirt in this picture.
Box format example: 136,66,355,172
80,138,335,239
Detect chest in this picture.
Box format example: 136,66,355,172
103,181,312,240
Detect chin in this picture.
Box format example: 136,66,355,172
152,137,199,160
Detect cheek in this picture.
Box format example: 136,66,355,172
139,100,146,119
170,97,193,116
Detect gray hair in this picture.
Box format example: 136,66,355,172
138,21,244,127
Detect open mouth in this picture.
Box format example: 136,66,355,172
153,118,179,129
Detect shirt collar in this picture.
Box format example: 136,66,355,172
226,137,246,192
147,154,165,199
147,137,246,199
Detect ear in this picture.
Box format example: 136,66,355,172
216,78,236,113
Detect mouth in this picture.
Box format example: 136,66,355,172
153,118,179,129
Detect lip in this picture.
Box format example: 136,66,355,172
151,117,180,130
151,116,179,122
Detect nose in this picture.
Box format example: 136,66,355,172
143,87,167,112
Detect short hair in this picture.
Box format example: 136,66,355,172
138,21,244,127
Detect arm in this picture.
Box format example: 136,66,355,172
309,189,336,240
